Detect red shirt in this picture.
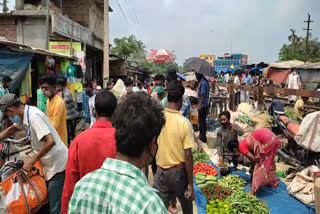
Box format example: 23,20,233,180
239,139,249,155
61,120,117,214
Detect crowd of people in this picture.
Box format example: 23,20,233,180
0,69,211,214
0,65,318,213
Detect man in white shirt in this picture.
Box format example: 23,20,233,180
0,94,68,214
224,72,230,83
133,78,148,93
233,72,241,108
286,71,301,103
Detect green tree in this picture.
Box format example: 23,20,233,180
141,61,180,74
279,30,320,62
0,0,9,13
111,35,146,66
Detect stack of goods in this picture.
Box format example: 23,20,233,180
201,184,232,201
195,173,218,189
225,191,270,214
193,162,271,213
206,199,230,214
192,150,211,163
218,175,246,193
193,163,218,176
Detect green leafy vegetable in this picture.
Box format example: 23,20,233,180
218,175,246,193
226,191,270,214
192,150,211,163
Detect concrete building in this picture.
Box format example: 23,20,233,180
0,0,112,85
200,54,215,67
214,53,248,72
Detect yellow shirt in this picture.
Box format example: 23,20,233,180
156,108,193,169
294,99,304,119
47,95,68,146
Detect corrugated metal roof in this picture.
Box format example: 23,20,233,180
294,63,320,69
0,39,77,59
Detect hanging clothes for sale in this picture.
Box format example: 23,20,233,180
60,59,70,73
67,65,75,83
73,82,83,105
75,65,83,78
19,63,32,103
37,88,48,113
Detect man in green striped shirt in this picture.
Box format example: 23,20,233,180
68,92,167,214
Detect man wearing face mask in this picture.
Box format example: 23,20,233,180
40,74,68,146
154,80,195,214
118,78,134,104
216,111,243,166
56,78,79,146
151,74,167,103
62,90,117,214
68,92,167,214
0,94,68,214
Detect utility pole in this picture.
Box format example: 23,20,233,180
103,0,109,88
303,13,313,63
45,0,50,50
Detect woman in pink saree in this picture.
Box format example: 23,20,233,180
239,128,280,194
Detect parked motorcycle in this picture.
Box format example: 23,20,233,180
271,110,320,168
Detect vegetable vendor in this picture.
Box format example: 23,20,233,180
238,128,280,195
216,111,243,166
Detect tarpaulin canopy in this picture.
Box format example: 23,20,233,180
267,69,291,84
269,60,305,69
263,60,305,77
0,48,33,93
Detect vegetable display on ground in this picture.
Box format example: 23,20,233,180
235,115,257,127
218,175,246,193
206,199,230,214
200,184,232,201
193,163,218,176
225,191,270,214
192,150,211,163
195,173,218,188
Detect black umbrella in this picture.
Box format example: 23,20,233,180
184,57,215,77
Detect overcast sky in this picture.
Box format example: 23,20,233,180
109,0,320,65
3,0,320,65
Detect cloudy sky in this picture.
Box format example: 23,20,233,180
109,0,320,65
3,0,320,65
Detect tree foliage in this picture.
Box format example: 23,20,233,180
111,35,147,66
0,0,9,13
279,29,320,62
141,61,180,74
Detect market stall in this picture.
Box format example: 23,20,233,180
192,150,316,214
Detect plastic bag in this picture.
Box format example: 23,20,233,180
295,111,320,152
0,161,47,214
287,165,319,205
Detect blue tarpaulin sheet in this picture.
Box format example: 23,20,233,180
231,171,315,214
0,48,33,93
194,165,315,214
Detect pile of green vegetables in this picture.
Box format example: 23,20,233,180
218,175,246,193
195,173,218,188
206,199,230,214
201,184,232,201
235,115,257,127
225,191,270,214
192,150,211,163
285,109,300,122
